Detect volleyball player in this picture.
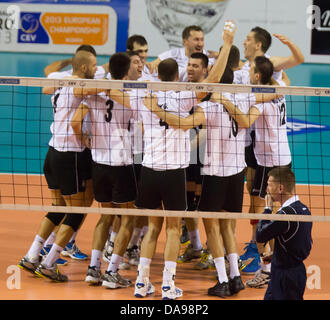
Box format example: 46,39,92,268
126,34,159,81
72,52,141,288
44,44,108,79
239,27,304,275
41,44,103,263
146,25,216,82
212,56,292,288
18,50,97,281
142,65,257,297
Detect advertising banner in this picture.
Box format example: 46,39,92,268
0,0,129,54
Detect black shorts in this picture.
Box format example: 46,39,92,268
135,166,187,210
186,164,202,184
198,170,245,213
245,144,258,169
92,162,137,203
43,147,92,196
251,163,292,199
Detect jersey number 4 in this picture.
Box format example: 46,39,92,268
105,99,114,122
279,103,286,126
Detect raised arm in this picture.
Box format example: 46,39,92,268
144,95,205,131
270,34,304,72
44,58,72,77
196,22,237,101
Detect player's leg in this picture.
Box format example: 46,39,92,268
134,166,162,298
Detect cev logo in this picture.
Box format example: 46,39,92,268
20,13,39,33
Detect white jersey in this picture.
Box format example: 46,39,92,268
240,55,284,147
82,92,135,166
130,90,197,170
158,47,215,82
200,93,256,177
48,86,86,152
241,54,283,82
253,80,291,167
233,69,250,85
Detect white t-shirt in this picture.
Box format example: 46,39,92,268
130,89,197,170
252,80,291,167
82,92,135,166
200,93,256,177
158,47,215,82
48,86,86,152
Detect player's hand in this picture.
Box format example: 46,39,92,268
82,134,91,149
143,94,157,111
146,60,159,74
261,252,273,264
273,33,292,46
265,193,273,210
222,20,237,45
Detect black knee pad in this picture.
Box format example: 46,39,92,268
45,212,66,226
62,213,85,232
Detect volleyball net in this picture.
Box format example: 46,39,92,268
0,76,330,223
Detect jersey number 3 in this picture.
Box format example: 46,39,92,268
105,99,114,123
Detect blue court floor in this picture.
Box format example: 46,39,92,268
0,52,330,185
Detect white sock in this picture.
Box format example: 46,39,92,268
107,254,122,273
163,261,176,284
261,262,271,272
128,228,142,248
44,232,56,247
90,249,102,269
110,231,117,244
43,243,63,268
188,230,203,251
214,257,228,283
27,235,45,262
69,232,77,243
141,226,148,237
108,226,113,240
227,253,240,279
139,257,152,268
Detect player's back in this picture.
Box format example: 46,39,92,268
49,86,85,152
85,92,134,166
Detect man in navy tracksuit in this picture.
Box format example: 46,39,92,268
256,167,312,300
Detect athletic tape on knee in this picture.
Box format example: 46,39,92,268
62,213,85,232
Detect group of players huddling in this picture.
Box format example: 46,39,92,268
18,20,305,299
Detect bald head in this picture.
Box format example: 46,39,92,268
72,51,97,79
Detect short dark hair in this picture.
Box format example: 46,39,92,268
254,56,274,85
251,27,272,53
109,53,131,80
127,51,140,58
219,45,240,69
158,58,178,82
268,167,296,193
126,34,147,51
190,52,209,68
182,25,203,40
76,44,96,57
